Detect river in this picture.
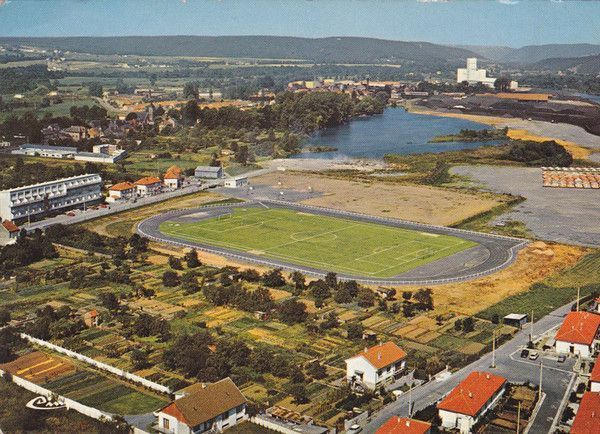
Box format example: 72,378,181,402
296,107,503,159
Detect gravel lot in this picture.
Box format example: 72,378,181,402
453,165,600,247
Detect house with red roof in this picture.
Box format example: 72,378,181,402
164,166,184,189
437,371,507,434
155,377,247,434
0,219,19,245
555,311,600,358
106,182,136,203
375,416,431,434
134,176,163,197
571,392,600,434
345,341,407,391
591,356,600,393
82,309,99,328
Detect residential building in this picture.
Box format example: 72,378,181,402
61,126,88,142
375,416,431,434
223,177,248,189
107,182,136,203
134,177,163,197
555,311,600,357
13,144,77,159
195,166,224,179
345,341,407,391
571,392,600,434
591,355,600,392
0,174,103,223
156,377,247,434
0,220,19,245
437,371,507,434
82,310,99,328
164,166,184,189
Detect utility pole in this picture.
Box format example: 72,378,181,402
530,310,534,343
538,361,543,401
408,383,412,417
516,401,521,433
576,286,580,311
491,328,496,368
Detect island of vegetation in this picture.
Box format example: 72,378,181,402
429,127,508,143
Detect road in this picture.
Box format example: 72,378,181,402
363,302,577,434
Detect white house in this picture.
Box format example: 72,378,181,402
164,166,184,189
0,220,19,245
106,182,136,203
555,311,600,358
224,177,248,189
156,377,247,434
437,371,507,434
134,177,162,197
345,341,407,391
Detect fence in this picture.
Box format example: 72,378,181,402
20,334,172,395
0,368,112,422
137,199,528,286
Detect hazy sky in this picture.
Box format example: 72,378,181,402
0,0,599,47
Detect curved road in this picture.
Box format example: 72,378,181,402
137,200,527,285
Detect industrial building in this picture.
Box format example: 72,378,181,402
457,58,518,89
0,174,103,223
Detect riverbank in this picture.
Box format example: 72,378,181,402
407,104,596,161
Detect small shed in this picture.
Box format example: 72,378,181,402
503,313,528,328
224,177,249,188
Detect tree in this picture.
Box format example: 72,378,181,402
184,249,201,268
462,317,475,333
306,360,327,379
164,331,213,378
414,288,434,311
277,299,308,324
181,271,200,294
99,292,119,312
131,348,149,370
87,82,103,97
290,271,306,294
183,82,199,100
347,322,364,340
162,270,180,287
168,255,183,270
357,287,376,308
454,319,462,331
263,268,286,287
286,383,309,404
0,308,11,326
324,272,338,290
235,144,249,165
334,286,353,304
494,77,512,92
402,291,412,302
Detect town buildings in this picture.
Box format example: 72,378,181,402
195,166,224,179
437,371,507,434
345,341,407,391
156,377,247,434
456,58,518,89
375,417,431,434
12,143,127,164
0,219,19,245
134,177,163,197
555,311,600,357
0,174,103,223
164,166,184,189
106,182,136,203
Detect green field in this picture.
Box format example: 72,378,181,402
160,207,476,278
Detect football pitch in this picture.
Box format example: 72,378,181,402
159,207,477,278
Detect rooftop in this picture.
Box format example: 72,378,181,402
591,355,600,383
195,166,222,172
571,392,600,434
437,371,506,417
347,341,407,370
555,312,600,346
375,417,431,434
134,176,162,186
109,182,135,191
1,220,19,233
160,377,246,427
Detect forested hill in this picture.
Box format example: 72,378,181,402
0,36,477,64
533,54,600,74
499,43,600,64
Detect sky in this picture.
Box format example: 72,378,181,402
0,0,599,47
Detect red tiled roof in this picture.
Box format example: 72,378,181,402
134,176,161,186
349,342,407,370
555,312,600,346
437,371,506,417
1,220,19,233
591,356,600,383
164,165,183,179
109,182,135,191
376,417,431,434
571,392,600,434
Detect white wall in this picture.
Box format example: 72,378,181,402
556,340,591,358
346,356,405,391
439,386,506,434
591,381,600,393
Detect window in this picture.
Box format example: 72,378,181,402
163,418,170,430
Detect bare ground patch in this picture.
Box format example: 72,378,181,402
253,172,502,226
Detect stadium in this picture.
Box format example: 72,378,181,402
138,200,527,285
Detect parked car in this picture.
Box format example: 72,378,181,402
558,355,566,363
520,349,529,358
347,425,362,434
529,351,539,360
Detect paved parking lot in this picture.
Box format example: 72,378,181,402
453,165,600,247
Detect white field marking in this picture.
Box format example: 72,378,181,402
355,241,421,262
372,244,458,275
297,212,316,216
263,222,360,252
419,232,440,237
290,232,339,242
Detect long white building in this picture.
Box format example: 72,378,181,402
456,58,520,89
0,174,103,222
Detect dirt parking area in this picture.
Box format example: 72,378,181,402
253,172,503,226
453,165,600,247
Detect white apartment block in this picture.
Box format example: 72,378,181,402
0,174,103,222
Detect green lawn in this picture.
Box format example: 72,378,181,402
159,207,476,278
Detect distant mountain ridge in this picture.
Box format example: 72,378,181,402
534,54,600,74
453,45,516,62
0,35,478,64
499,43,600,64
